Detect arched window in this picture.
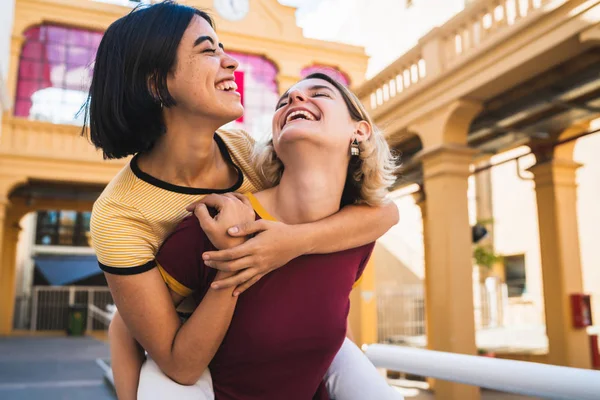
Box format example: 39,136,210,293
226,52,279,142
301,65,350,87
15,25,102,125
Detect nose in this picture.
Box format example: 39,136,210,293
222,52,239,71
288,89,307,104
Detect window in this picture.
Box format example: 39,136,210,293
504,254,526,297
224,52,279,142
15,25,103,125
301,65,350,87
36,211,92,247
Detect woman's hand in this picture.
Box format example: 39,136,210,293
201,220,311,295
192,193,256,250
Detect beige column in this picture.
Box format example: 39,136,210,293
0,176,25,335
0,209,22,335
420,144,480,400
348,257,378,347
414,190,431,345
528,158,592,368
414,190,437,390
0,201,11,335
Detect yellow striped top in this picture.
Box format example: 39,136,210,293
90,129,266,275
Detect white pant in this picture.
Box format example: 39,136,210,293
137,338,403,400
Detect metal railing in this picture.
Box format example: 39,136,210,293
365,344,600,399
29,286,113,331
377,279,508,343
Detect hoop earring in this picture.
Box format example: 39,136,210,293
350,138,360,156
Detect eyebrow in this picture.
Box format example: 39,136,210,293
276,84,335,105
194,36,225,50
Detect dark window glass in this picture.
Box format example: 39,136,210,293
504,254,526,297
35,211,92,247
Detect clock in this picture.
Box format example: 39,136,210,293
214,0,249,21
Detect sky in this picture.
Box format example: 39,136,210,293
279,0,466,77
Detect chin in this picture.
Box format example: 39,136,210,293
220,106,244,124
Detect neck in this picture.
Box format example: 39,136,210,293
257,155,348,225
138,112,230,188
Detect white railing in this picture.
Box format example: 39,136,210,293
377,279,508,343
29,286,112,331
365,344,600,399
357,0,554,112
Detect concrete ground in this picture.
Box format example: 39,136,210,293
389,378,540,399
0,336,541,399
0,336,113,400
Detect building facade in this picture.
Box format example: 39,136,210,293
0,0,369,336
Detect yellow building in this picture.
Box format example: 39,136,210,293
0,0,370,335
356,0,600,398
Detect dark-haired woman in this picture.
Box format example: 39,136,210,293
85,2,398,399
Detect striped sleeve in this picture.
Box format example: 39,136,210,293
90,197,157,275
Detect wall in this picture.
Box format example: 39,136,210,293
574,129,600,327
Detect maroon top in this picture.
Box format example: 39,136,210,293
156,212,374,400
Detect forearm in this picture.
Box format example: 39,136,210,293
162,271,237,385
303,202,399,254
109,312,145,400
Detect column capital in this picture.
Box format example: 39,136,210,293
408,99,482,148
528,158,582,188
417,144,477,180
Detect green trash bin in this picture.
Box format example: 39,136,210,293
67,304,88,336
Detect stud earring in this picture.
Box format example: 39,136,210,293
350,138,360,156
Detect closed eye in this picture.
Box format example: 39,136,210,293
203,48,217,54
313,92,330,98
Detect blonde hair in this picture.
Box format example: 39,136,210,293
252,73,397,207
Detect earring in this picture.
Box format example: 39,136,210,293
350,138,360,156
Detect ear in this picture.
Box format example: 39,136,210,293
147,74,161,102
354,120,372,143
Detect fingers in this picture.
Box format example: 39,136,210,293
230,193,253,208
185,199,203,212
228,219,270,237
233,274,263,295
186,193,250,212
195,194,228,210
194,204,216,231
205,255,254,272
203,241,253,262
211,268,259,293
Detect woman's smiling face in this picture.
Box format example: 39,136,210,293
272,78,359,161
165,15,243,124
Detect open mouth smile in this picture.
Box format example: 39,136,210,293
282,108,319,129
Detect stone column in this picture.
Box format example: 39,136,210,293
420,144,480,400
528,158,592,368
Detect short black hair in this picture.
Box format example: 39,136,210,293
81,1,214,159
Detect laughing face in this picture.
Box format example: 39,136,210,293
272,78,360,160
165,16,243,124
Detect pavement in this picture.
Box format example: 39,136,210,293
0,335,541,400
0,335,114,400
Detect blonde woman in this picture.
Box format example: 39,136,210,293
115,73,402,399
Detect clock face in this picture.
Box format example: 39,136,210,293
214,0,249,21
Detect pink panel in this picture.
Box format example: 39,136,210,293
15,24,103,121
227,52,279,134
